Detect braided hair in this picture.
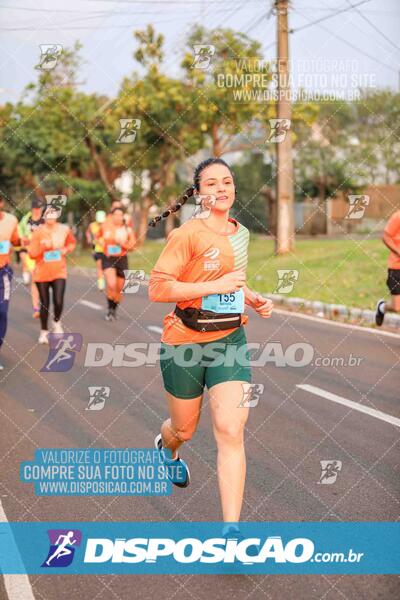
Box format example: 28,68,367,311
148,157,234,227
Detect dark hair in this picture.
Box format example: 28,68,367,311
148,157,234,227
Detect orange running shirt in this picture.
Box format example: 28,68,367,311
149,217,250,345
385,210,400,269
28,223,76,282
99,221,136,257
0,212,19,268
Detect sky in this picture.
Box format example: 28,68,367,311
0,0,399,103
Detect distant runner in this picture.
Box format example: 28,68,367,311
0,195,20,370
19,196,45,317
148,158,273,538
97,206,136,321
375,209,400,326
85,210,106,291
28,206,76,343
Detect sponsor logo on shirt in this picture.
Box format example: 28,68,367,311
203,247,220,270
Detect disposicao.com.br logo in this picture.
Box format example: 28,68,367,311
84,534,316,565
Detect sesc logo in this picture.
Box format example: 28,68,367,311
84,536,314,565
42,529,82,568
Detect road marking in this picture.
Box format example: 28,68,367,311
147,325,163,334
0,500,36,600
297,384,400,428
79,299,103,311
273,308,400,339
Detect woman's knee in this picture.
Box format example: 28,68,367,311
213,420,245,444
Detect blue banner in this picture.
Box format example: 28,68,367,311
0,522,398,574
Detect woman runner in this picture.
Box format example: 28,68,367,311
148,158,273,535
97,206,136,321
28,205,76,343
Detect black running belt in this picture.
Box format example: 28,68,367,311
174,305,241,332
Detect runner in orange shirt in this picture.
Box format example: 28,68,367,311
0,195,20,370
97,206,136,321
28,205,76,343
148,158,273,537
375,209,400,325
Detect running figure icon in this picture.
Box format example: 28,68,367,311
45,335,77,371
40,333,82,373
45,531,77,566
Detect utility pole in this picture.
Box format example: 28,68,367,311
274,0,294,254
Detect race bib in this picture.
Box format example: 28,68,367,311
201,289,245,313
0,240,10,255
107,245,122,256
44,250,61,262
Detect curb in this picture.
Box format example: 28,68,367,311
263,293,400,332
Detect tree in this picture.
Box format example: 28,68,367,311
114,25,203,244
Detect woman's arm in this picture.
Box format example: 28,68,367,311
149,277,216,303
62,230,76,255
123,228,137,252
243,284,273,318
244,284,259,308
149,271,247,303
27,229,44,259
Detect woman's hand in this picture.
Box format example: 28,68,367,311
209,270,246,294
252,293,273,318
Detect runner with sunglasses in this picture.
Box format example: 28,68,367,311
148,158,273,536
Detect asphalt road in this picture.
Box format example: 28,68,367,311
0,269,399,600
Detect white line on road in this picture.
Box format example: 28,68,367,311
79,299,103,311
297,384,400,428
147,325,163,334
0,500,36,600
273,308,400,339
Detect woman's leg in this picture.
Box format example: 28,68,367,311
31,281,39,311
160,391,203,459
36,282,51,330
115,275,125,303
209,380,249,523
96,258,103,280
104,267,117,310
51,279,66,322
20,252,30,284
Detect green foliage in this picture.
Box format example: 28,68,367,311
231,153,273,233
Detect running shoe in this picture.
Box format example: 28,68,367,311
105,310,115,321
97,277,105,291
38,330,49,344
32,308,40,319
52,321,64,334
375,299,386,326
0,360,4,371
222,526,260,557
154,433,190,488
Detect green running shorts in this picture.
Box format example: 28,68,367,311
159,326,252,399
